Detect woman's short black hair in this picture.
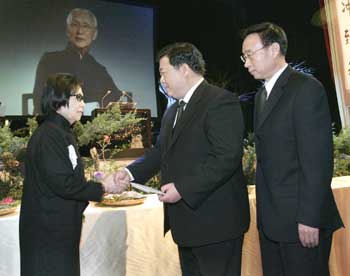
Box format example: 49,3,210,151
41,73,82,115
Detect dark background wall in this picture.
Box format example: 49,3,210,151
119,0,341,132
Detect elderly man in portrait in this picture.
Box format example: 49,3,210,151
32,8,122,114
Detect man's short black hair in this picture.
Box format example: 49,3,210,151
157,42,206,75
41,73,81,115
241,22,288,56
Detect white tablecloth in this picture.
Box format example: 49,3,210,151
0,195,181,276
1,177,349,276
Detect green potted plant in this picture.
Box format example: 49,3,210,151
333,128,350,176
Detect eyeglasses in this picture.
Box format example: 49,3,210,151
70,93,84,102
240,46,266,63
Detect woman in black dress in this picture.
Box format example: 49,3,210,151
19,73,122,276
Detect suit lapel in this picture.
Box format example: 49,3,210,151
256,66,293,130
254,86,264,130
165,81,207,152
162,103,177,152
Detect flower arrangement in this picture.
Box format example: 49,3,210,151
333,128,350,176
242,133,256,185
74,105,142,161
0,105,142,200
0,196,19,207
73,105,143,180
0,117,37,200
0,196,20,216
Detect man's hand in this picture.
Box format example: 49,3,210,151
298,223,319,248
114,169,131,188
102,170,129,194
101,174,118,194
158,183,182,203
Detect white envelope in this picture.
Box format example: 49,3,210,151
131,182,165,195
68,145,78,169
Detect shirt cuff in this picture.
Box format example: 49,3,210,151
124,168,135,182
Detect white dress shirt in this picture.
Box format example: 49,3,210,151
264,64,288,98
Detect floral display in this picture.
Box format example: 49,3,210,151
0,105,142,201
1,108,350,201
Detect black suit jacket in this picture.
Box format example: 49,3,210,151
254,66,343,242
128,81,250,247
33,44,122,114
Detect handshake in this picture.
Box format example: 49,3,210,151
100,169,182,204
100,169,132,194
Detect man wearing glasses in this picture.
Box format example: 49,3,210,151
32,8,122,114
240,22,343,276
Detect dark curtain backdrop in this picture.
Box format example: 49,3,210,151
101,0,341,133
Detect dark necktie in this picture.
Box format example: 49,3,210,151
258,87,267,114
175,100,186,125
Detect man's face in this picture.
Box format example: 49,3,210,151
66,11,97,50
241,33,275,81
159,56,187,100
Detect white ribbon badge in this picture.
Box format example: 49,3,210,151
68,145,78,169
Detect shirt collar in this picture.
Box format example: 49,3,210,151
264,64,288,97
181,77,204,104
66,43,90,60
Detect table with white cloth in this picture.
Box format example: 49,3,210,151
1,177,349,276
0,195,181,276
241,176,350,276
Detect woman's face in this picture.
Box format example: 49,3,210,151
57,86,85,124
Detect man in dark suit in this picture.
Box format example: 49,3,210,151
115,42,250,275
240,22,343,276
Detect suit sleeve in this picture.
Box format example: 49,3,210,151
126,136,161,184
38,129,103,202
176,93,245,209
294,78,333,227
126,106,176,183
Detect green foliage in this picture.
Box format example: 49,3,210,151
27,116,39,136
0,125,12,153
242,133,256,185
0,110,144,200
74,105,142,161
333,128,350,176
0,122,30,200
0,118,37,157
145,173,161,190
0,125,27,155
83,157,122,181
74,105,142,146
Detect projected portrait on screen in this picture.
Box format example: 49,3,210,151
0,0,157,116
32,8,122,115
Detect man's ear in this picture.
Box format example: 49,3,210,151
180,63,191,76
271,42,281,58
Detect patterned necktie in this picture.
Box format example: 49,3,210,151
258,87,267,114
175,100,186,125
